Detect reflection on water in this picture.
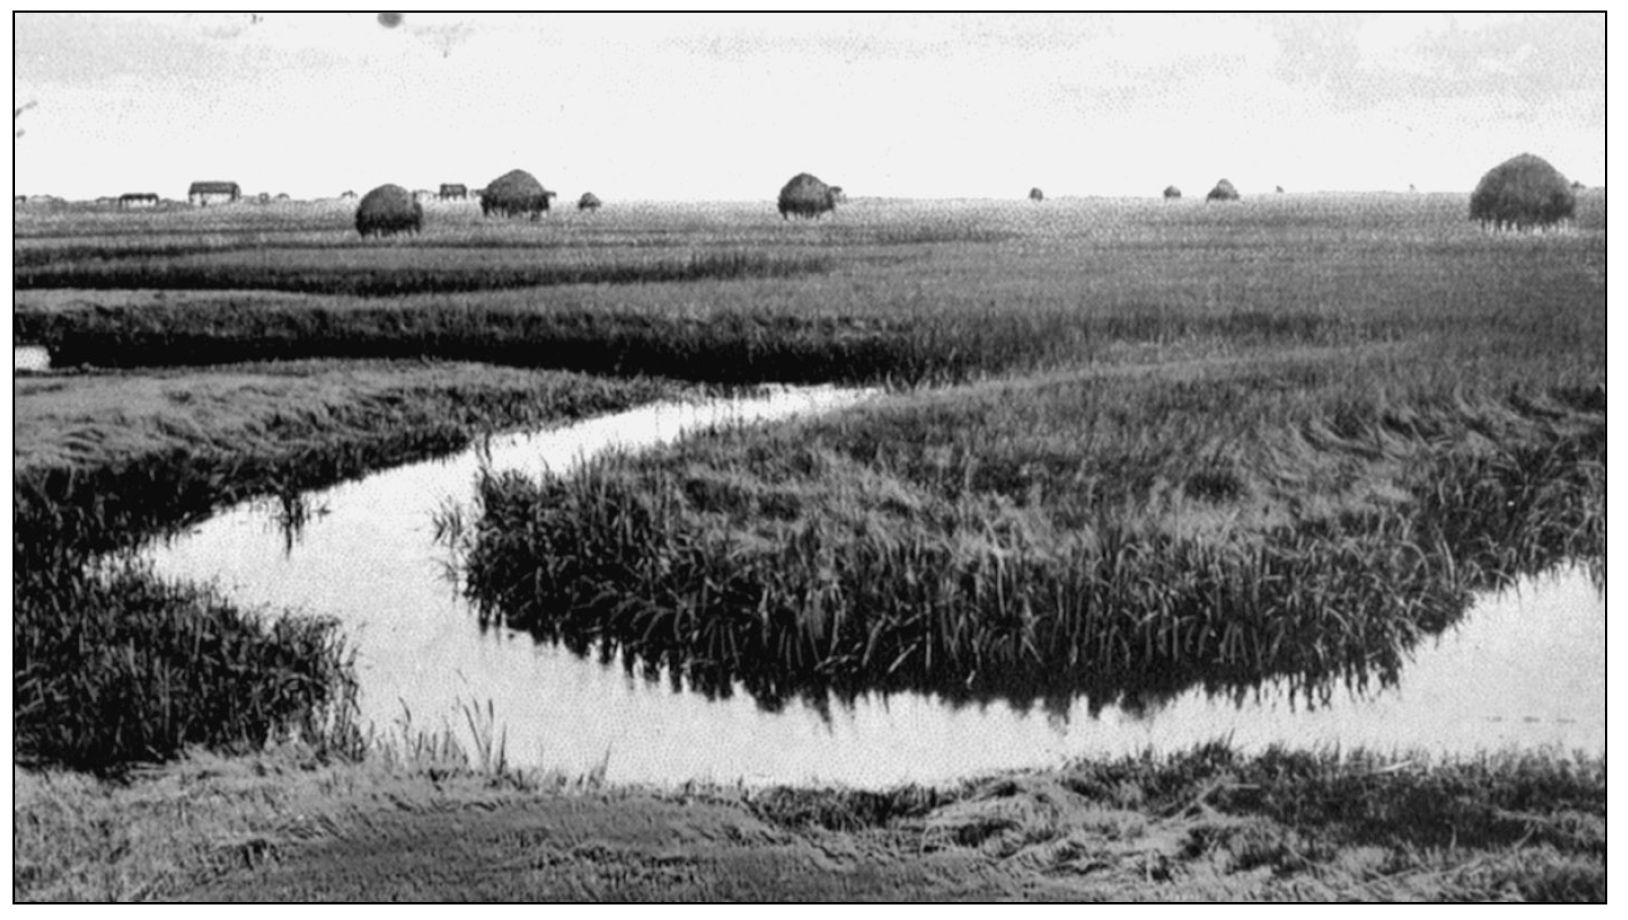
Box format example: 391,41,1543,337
15,345,50,371
144,387,1604,788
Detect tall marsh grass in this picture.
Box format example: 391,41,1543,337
14,249,832,296
455,359,1604,709
12,368,676,769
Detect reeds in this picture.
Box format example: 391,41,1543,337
13,368,677,770
455,381,1604,711
13,561,359,770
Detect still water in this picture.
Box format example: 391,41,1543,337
15,345,50,371
144,387,1604,788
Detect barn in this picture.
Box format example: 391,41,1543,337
188,181,240,207
439,183,468,200
119,192,159,209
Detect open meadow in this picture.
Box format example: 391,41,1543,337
12,191,1606,900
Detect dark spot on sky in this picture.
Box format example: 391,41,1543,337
378,13,403,29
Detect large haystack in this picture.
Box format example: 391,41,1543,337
354,183,422,238
1163,185,1182,200
1206,179,1240,202
482,168,558,219
778,172,838,220
1029,187,1044,202
578,192,602,211
1470,154,1575,230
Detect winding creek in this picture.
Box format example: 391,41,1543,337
142,386,1604,788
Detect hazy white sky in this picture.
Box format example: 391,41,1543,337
12,11,1605,201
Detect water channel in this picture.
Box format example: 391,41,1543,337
143,386,1604,788
14,345,50,371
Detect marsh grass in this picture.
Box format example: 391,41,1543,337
13,364,679,770
18,196,1604,386
12,561,360,771
456,353,1603,710
15,249,833,296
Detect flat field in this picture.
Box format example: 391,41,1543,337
11,193,1606,900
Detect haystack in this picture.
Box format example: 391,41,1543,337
778,172,838,219
1163,185,1182,200
1029,187,1044,202
578,192,602,211
1206,179,1240,202
355,183,422,238
482,168,558,219
1469,154,1575,229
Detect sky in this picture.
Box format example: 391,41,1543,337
11,11,1606,202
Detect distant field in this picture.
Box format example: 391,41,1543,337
13,192,1607,385
12,191,1606,760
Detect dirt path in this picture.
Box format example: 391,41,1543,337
30,749,1587,902
186,789,1053,901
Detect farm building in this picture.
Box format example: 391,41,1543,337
119,192,159,208
188,181,240,207
439,183,468,200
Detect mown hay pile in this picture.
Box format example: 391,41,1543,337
1206,179,1240,202
354,183,422,238
778,172,838,220
482,169,557,219
578,192,602,211
1470,153,1575,230
1163,185,1182,200
1029,187,1044,202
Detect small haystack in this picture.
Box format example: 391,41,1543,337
778,172,839,219
1163,185,1182,200
1206,179,1240,202
355,183,423,238
482,168,557,219
1029,187,1044,202
578,192,602,211
1469,154,1575,230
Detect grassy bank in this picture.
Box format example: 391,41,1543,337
14,360,682,769
14,742,1604,901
